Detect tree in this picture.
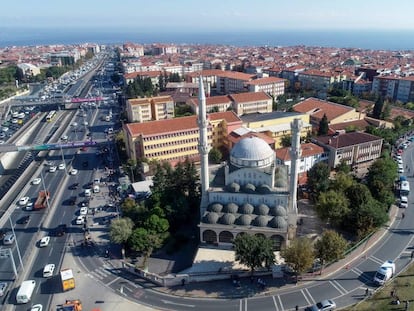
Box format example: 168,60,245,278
109,217,134,245
233,234,275,273
281,135,292,147
366,157,398,203
281,237,314,282
315,190,350,227
329,171,355,192
128,228,164,268
314,230,348,274
372,99,384,119
335,160,351,174
318,114,329,135
209,147,222,164
307,162,330,199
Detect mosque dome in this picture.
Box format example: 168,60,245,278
253,215,268,227
230,136,275,168
208,203,223,213
203,212,219,224
271,205,287,217
223,203,239,213
269,216,287,229
237,214,252,226
239,203,254,214
255,204,270,216
219,213,236,225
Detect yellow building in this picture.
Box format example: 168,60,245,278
124,112,242,165
240,112,312,149
126,95,174,123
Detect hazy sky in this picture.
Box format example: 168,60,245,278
1,0,414,31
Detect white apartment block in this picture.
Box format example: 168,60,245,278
245,77,285,98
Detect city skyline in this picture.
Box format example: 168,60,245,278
2,0,414,31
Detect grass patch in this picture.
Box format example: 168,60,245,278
344,263,414,310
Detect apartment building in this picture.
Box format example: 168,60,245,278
293,97,364,126
297,70,336,96
123,70,162,85
281,66,306,90
126,95,174,122
123,112,241,165
312,131,383,169
240,111,312,149
187,95,233,115
245,76,286,98
229,91,273,116
371,75,400,100
216,71,255,94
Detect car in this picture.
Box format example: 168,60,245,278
30,304,43,311
75,215,86,225
61,135,68,141
39,236,50,247
19,196,30,206
69,183,79,190
0,281,8,297
26,202,34,211
3,233,15,245
305,299,336,311
49,165,57,173
16,215,30,224
71,122,78,127
43,264,55,278
58,163,65,170
31,177,41,185
70,169,78,175
80,206,88,216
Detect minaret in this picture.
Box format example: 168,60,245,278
287,118,303,240
198,77,210,208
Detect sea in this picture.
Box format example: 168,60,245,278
1,27,414,51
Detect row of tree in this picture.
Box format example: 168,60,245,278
233,230,348,281
125,76,157,98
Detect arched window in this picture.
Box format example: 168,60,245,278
202,230,217,244
219,231,234,243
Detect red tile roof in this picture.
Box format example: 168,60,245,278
246,76,285,85
208,111,241,123
206,95,232,106
230,91,271,103
293,97,354,122
217,71,255,81
276,143,325,161
313,132,382,149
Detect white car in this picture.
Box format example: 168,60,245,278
43,264,55,278
31,178,41,185
39,236,50,247
79,207,88,216
61,135,68,141
49,166,57,173
75,215,86,225
70,169,78,175
19,196,30,206
58,163,65,170
26,202,34,211
30,304,43,311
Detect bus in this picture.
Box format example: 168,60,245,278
46,110,56,122
400,180,410,196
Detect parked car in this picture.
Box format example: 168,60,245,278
19,196,30,206
75,215,86,225
0,282,8,296
3,233,15,245
305,299,336,311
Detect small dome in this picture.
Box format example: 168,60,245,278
257,184,272,194
243,183,256,194
208,203,223,213
227,182,240,193
223,203,239,213
239,203,254,214
219,213,236,225
230,136,274,168
203,212,219,224
271,205,287,217
237,214,252,226
255,204,270,216
269,216,287,229
253,215,268,227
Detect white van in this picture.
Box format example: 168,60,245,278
85,189,91,197
43,264,55,278
374,260,395,285
93,185,100,193
16,280,36,304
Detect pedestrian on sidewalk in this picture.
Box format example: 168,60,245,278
402,212,406,219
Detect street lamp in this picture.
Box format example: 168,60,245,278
8,216,24,271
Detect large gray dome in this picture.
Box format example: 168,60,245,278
223,203,239,213
253,215,268,227
271,205,287,217
208,203,223,213
219,213,236,225
237,214,252,226
269,216,287,229
230,136,274,168
203,212,219,224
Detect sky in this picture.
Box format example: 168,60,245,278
1,0,414,32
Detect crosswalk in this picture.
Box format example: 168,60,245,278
87,263,121,282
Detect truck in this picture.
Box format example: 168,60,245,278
60,268,75,291
56,299,82,311
34,190,50,210
16,279,36,304
374,260,395,285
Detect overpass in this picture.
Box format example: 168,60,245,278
0,139,110,153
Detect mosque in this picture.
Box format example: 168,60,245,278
196,78,302,251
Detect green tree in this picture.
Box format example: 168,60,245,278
209,147,222,164
281,237,314,282
144,214,169,235
335,160,351,174
329,171,355,192
372,98,384,119
318,114,329,135
366,157,398,204
109,217,134,244
307,162,330,199
233,234,275,273
128,228,164,268
314,230,348,274
316,190,350,227
281,135,292,147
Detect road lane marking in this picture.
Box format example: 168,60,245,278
105,276,120,286
239,299,242,311
370,255,384,265
301,288,312,305
161,299,195,308
277,295,284,311
245,298,248,311
329,280,347,295
272,296,279,311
